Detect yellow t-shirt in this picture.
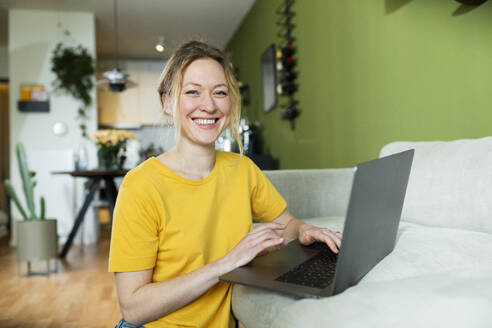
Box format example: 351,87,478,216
109,150,287,328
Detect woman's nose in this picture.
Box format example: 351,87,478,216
200,93,216,112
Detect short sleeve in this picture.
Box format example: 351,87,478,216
248,158,287,222
108,173,161,272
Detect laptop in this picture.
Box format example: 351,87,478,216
219,149,414,298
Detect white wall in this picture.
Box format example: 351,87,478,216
0,45,8,78
9,9,98,246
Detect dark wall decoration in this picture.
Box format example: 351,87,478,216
261,44,277,112
276,0,299,130
455,0,487,5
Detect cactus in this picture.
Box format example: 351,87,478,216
4,180,29,220
40,196,45,220
3,143,45,221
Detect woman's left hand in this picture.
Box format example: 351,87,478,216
298,224,343,253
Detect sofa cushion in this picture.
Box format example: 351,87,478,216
264,169,354,219
271,265,492,328
232,285,297,328
362,221,492,282
380,137,492,234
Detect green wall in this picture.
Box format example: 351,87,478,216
227,0,492,169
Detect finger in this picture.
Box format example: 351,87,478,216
255,237,285,255
245,226,280,241
273,240,288,251
300,232,315,246
322,230,341,251
256,249,269,257
310,230,339,253
324,237,339,254
252,222,285,234
318,229,342,246
250,229,284,247
333,230,343,238
322,229,342,248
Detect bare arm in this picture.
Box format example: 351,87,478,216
115,259,227,325
114,222,286,326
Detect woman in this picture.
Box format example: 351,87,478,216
110,40,342,328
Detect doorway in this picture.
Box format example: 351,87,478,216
0,81,10,231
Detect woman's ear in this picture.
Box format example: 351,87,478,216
162,94,172,116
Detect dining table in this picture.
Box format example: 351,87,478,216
52,169,128,258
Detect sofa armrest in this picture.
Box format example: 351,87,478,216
264,168,354,219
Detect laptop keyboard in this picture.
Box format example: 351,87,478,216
275,250,337,289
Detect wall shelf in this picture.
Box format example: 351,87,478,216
18,100,50,113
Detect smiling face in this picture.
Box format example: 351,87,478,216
164,58,232,148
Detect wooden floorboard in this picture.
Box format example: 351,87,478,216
0,231,121,327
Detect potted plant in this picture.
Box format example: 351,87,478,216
51,37,94,138
4,143,57,273
92,130,137,170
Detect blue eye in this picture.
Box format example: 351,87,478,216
185,90,198,95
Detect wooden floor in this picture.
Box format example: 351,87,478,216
0,230,121,327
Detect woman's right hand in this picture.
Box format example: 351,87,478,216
222,222,287,271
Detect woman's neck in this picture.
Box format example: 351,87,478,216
168,139,216,178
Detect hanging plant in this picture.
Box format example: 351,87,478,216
51,39,94,138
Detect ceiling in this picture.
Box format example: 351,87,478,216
0,0,255,60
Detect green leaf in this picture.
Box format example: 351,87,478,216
4,180,29,220
16,143,36,219
40,197,46,220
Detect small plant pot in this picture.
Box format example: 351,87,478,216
17,219,58,262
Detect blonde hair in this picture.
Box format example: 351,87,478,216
157,40,243,156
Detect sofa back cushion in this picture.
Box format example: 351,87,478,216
380,137,492,234
264,169,354,219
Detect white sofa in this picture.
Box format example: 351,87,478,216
232,137,492,328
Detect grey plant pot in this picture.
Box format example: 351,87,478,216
16,219,58,262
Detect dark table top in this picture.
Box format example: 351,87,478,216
52,169,129,178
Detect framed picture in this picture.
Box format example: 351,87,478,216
261,44,277,112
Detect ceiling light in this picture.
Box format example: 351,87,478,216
155,36,165,53
96,0,136,92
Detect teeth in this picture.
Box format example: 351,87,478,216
194,119,216,125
